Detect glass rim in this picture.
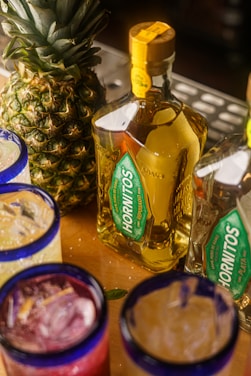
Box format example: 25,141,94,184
120,270,239,376
0,129,28,183
0,183,60,260
0,262,108,367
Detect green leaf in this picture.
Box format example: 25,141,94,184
27,3,55,37
28,0,56,8
47,24,72,44
56,0,78,24
51,39,74,54
105,289,128,300
0,0,109,73
1,13,42,39
6,0,31,21
71,0,97,35
76,8,109,41
1,20,15,37
0,0,8,13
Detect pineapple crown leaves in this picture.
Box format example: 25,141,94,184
0,0,110,79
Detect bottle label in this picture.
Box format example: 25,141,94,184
131,66,152,99
205,209,251,300
109,153,148,240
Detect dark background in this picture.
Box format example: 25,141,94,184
98,0,251,100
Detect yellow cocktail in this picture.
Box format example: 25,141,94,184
0,183,62,287
0,128,30,183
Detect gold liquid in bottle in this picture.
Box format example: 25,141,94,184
185,74,251,332
93,22,207,272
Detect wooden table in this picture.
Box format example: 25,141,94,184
0,202,250,375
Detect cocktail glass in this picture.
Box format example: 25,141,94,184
0,128,30,183
120,271,239,376
0,183,62,286
0,263,110,376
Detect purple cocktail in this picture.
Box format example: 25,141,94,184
0,263,110,376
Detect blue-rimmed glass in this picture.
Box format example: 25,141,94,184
0,183,62,286
120,271,239,376
0,263,110,376
0,128,30,183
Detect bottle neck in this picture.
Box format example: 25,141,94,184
148,53,175,85
130,53,175,99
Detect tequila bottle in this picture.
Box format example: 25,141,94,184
185,74,251,332
92,21,207,272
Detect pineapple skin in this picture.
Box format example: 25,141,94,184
0,68,106,215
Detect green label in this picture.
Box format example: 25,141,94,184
109,153,148,240
206,209,251,300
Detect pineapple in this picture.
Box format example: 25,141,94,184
0,0,109,215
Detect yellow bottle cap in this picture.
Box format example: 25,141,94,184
129,21,176,62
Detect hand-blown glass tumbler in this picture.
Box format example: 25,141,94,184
0,263,110,376
120,271,239,376
0,128,30,183
0,183,62,287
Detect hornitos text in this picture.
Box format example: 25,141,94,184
218,224,239,288
121,167,134,235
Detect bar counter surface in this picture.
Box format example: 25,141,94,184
0,202,250,375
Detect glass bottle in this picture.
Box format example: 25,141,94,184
92,21,208,273
185,73,251,332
